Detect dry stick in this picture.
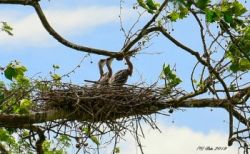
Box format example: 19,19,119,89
122,0,169,54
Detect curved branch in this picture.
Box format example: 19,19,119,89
151,26,232,99
0,0,123,58
31,1,118,57
121,0,169,53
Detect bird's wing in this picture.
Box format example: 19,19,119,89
109,69,129,85
99,73,109,84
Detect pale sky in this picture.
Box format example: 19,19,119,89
0,0,246,153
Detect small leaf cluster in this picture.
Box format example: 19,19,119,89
137,0,160,14
160,64,182,90
205,1,247,29
0,61,32,114
82,127,100,146
4,61,29,84
166,0,190,21
227,27,250,72
42,140,66,154
0,128,27,153
50,64,61,82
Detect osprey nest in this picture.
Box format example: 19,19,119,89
34,81,181,122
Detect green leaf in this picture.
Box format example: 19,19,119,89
58,135,71,147
0,91,4,104
179,5,189,19
0,128,15,144
15,65,27,76
53,64,60,69
1,22,13,36
160,63,170,79
137,0,148,9
18,99,32,114
229,63,240,72
114,147,120,153
16,76,30,86
226,26,250,72
239,59,250,70
146,0,159,10
160,63,182,88
232,1,247,16
0,81,6,103
0,81,5,88
196,0,210,10
51,74,61,81
82,127,91,136
4,66,18,81
90,136,100,145
21,130,29,138
168,11,180,21
223,13,233,24
42,140,51,152
205,10,219,23
221,1,230,12
4,63,28,81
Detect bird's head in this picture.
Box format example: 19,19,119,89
98,59,106,67
106,57,114,65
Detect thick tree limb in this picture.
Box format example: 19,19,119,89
0,98,243,126
0,110,74,126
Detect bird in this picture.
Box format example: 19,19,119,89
109,56,133,86
97,59,106,80
105,57,114,79
96,58,113,87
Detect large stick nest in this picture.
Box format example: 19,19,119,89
35,82,180,121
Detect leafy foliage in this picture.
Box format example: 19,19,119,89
205,1,247,29
166,1,190,21
0,61,31,114
17,99,32,114
82,127,100,145
42,140,66,154
227,26,250,72
4,61,28,83
0,0,249,153
196,0,210,10
160,64,182,90
50,64,61,82
137,0,160,14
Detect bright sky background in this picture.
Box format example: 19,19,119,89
1,0,248,153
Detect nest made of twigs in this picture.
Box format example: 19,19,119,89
34,82,179,121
